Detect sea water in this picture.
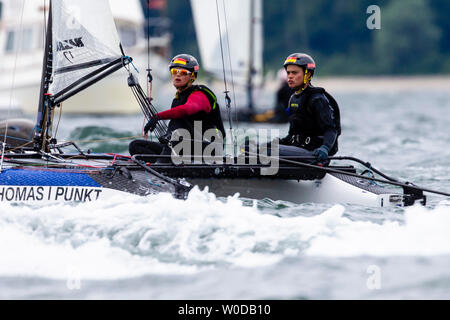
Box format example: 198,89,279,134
0,87,449,299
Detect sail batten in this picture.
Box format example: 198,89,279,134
54,58,118,75
49,0,123,100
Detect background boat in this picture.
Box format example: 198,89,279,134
190,0,268,118
0,0,171,116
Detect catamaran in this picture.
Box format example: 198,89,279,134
0,0,446,207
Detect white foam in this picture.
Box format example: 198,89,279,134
306,203,450,257
1,187,449,280
0,225,198,279
0,187,338,277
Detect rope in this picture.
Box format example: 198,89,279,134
129,78,167,139
0,135,143,158
221,0,239,130
215,0,236,154
1,0,27,173
53,103,63,140
0,134,32,143
146,0,153,101
215,0,229,94
123,56,139,73
1,141,34,154
244,151,448,199
71,135,141,144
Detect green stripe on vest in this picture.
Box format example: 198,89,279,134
200,87,217,110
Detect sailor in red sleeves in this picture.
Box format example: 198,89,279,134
129,54,226,163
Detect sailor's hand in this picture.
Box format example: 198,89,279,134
144,116,160,135
158,133,171,144
313,145,330,162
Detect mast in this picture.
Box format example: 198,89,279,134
33,0,130,152
34,0,53,152
246,0,255,112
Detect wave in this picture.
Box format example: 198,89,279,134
1,188,449,280
68,125,136,153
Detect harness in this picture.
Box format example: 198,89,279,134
287,86,341,153
168,85,226,141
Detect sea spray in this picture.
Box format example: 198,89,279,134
1,187,450,282
306,203,450,257
0,187,342,278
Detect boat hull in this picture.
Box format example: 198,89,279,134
189,173,407,207
0,155,423,207
0,185,126,203
0,165,188,203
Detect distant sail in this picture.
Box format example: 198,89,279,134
49,0,123,98
190,0,263,86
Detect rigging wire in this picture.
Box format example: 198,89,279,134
124,3,167,142
221,0,239,130
215,0,236,153
214,0,229,96
1,0,27,172
145,0,155,141
46,0,60,145
53,103,63,139
51,1,61,144
244,151,450,198
128,77,167,138
146,0,153,101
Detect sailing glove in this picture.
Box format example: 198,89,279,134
144,116,160,134
158,133,171,145
313,145,330,162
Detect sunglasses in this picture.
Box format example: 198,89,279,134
170,68,192,76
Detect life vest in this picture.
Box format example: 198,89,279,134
287,86,341,154
167,84,226,140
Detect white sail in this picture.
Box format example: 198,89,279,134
49,0,123,97
190,0,263,86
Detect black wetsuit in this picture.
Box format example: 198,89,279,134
279,84,340,158
129,85,225,162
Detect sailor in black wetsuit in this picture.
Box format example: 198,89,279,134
129,54,225,163
278,53,341,164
